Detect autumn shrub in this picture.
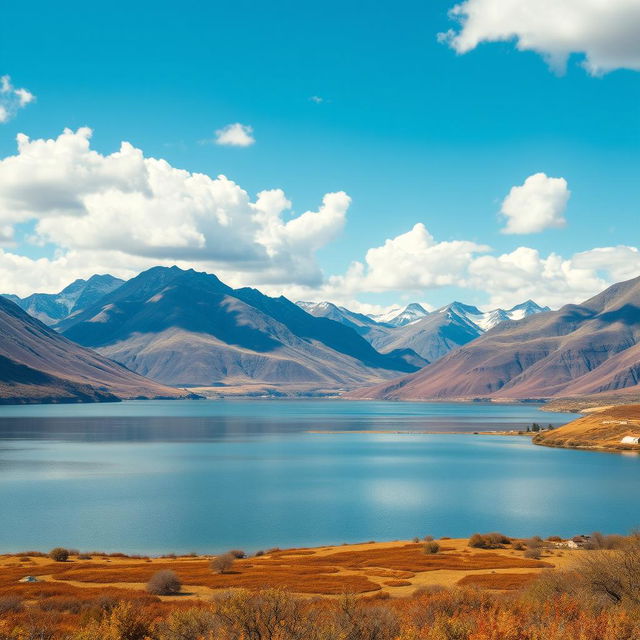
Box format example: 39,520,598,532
210,553,235,574
72,601,151,640
524,548,542,560
468,532,510,549
228,549,246,559
0,594,23,614
577,537,640,607
424,541,441,555
146,570,181,595
213,588,326,640
337,593,399,640
49,547,70,562
154,607,218,640
585,531,626,550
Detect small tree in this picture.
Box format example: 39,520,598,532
49,547,69,562
423,541,440,554
210,552,235,574
146,570,181,595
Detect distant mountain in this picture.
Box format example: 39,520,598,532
297,299,548,363
57,267,418,390
3,274,124,325
368,303,430,327
348,275,640,401
0,295,187,404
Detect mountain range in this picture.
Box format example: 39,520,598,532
348,275,640,401
54,266,418,391
0,294,187,404
3,274,124,325
297,299,548,363
3,266,640,404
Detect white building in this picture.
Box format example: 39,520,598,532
621,435,640,444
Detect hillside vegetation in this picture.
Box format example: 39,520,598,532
534,404,640,452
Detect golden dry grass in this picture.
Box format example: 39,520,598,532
0,538,566,602
456,572,540,590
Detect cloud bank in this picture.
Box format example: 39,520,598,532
0,128,347,294
0,127,637,311
440,0,640,75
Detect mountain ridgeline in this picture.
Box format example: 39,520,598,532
348,275,640,401
3,274,124,325
0,295,188,404
297,299,549,364
56,267,419,390
3,266,640,403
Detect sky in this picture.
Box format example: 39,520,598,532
0,0,639,312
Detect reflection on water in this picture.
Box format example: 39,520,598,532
0,400,636,555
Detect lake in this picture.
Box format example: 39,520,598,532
0,400,638,554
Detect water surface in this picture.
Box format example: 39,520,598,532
0,400,637,554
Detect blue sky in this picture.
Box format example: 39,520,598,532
0,0,638,310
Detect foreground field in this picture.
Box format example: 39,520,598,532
0,534,640,640
2,534,639,639
0,538,562,601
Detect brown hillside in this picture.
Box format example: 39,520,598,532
534,404,640,452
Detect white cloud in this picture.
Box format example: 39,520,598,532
274,223,490,305
468,245,640,309
0,128,348,292
440,0,640,75
268,223,640,313
0,128,637,315
0,75,35,123
214,123,255,147
500,173,570,234
309,96,324,103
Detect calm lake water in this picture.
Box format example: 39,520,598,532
0,400,637,554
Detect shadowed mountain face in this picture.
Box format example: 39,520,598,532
58,267,418,388
0,296,188,404
2,274,124,325
348,275,640,400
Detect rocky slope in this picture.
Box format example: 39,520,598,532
57,267,418,389
0,295,187,404
348,275,640,400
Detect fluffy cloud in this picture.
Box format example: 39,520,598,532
468,245,640,308
0,75,35,123
214,123,255,147
276,223,490,304
0,128,348,291
500,173,570,234
439,0,640,75
273,223,640,312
